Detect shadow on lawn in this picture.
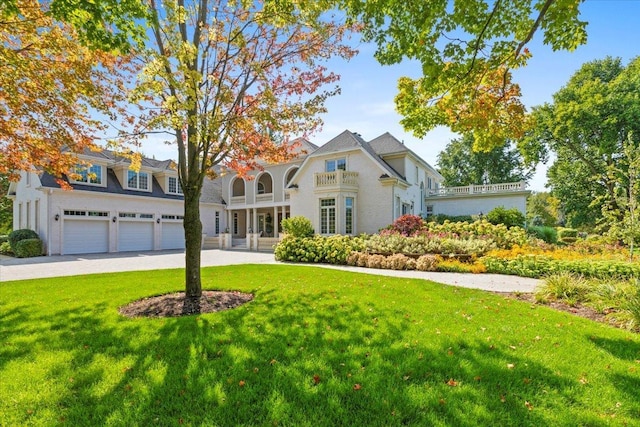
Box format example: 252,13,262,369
3,286,639,425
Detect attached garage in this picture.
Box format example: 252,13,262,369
161,222,185,250
118,214,154,252
63,217,109,255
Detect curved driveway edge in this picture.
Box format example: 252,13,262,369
0,249,540,293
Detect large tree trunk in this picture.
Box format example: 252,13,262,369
184,187,203,298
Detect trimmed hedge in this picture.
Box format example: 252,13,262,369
8,229,39,251
14,238,42,258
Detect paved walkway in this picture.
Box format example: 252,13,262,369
0,249,540,293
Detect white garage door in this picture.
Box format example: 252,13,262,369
63,219,109,255
118,221,154,252
161,222,185,250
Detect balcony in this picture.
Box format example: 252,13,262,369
256,193,274,203
426,181,527,197
230,195,246,205
314,170,359,191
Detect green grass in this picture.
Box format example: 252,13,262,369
1,265,639,426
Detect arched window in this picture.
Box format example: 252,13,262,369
256,173,273,194
285,167,298,187
231,177,245,196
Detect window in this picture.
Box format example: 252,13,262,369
168,176,183,194
215,211,220,234
427,177,432,189
64,210,86,216
233,213,239,234
18,203,22,228
88,211,108,217
426,205,434,218
26,201,30,229
345,197,353,234
73,164,103,185
325,158,346,172
34,200,39,233
257,182,265,194
415,166,419,183
402,203,410,215
162,214,184,220
320,198,336,234
127,170,149,190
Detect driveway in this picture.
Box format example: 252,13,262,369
0,249,540,293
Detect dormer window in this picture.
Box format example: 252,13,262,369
127,170,149,190
168,176,183,195
72,164,103,185
326,158,346,172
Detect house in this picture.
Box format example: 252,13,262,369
7,130,530,255
7,149,224,255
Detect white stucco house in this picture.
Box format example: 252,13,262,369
6,130,530,255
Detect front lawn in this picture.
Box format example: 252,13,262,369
1,265,639,425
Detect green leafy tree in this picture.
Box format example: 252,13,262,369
0,174,12,234
437,134,533,187
129,0,355,300
340,0,587,150
601,133,640,260
526,192,560,227
520,57,640,228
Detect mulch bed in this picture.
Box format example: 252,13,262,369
119,290,254,318
503,292,609,324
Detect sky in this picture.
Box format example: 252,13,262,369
140,0,640,191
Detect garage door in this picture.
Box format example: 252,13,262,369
161,222,185,250
63,219,109,255
118,221,154,252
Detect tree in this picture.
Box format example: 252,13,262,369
601,133,640,260
526,192,560,227
436,134,533,187
2,0,148,51
0,0,131,186
521,57,640,229
339,0,586,151
0,174,12,234
130,0,355,301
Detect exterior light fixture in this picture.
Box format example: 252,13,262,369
156,218,161,224
112,216,117,223
54,214,59,221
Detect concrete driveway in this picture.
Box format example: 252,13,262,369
0,249,540,293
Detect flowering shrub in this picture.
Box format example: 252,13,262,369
274,235,364,264
416,254,439,271
381,214,425,236
364,233,497,257
280,216,314,238
436,259,486,274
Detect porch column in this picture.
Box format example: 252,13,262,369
253,208,258,235
227,210,232,234
246,208,251,234
272,206,277,238
280,206,286,237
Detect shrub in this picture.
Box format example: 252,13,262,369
527,226,558,244
385,253,411,270
274,235,364,264
416,254,439,271
0,234,8,245
624,281,640,331
14,238,42,258
427,214,474,224
0,241,13,255
280,216,314,238
557,227,579,244
382,214,424,236
436,259,485,273
485,206,525,228
8,228,39,251
366,254,387,269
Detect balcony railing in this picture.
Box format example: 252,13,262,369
314,170,359,189
256,193,274,203
230,195,246,205
426,181,527,197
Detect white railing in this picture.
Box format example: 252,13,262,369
256,193,274,203
314,170,359,188
427,181,526,197
230,195,245,205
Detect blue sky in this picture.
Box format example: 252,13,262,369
141,1,640,191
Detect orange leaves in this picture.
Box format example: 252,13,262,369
445,378,458,387
0,0,131,181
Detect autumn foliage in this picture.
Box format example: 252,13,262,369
0,0,128,184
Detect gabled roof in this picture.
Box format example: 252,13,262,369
300,130,408,183
369,132,443,179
